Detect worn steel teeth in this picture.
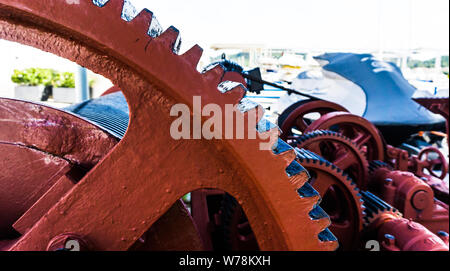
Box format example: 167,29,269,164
93,0,181,54
271,143,337,245
295,147,367,247
295,148,365,200
295,130,358,149
296,148,345,174
93,0,337,247
360,191,402,226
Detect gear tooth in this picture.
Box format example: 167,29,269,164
297,182,320,199
258,119,278,133
272,139,297,164
237,100,265,127
127,8,154,34
120,0,139,21
156,26,182,54
96,0,124,16
147,15,163,37
309,205,329,221
361,191,403,226
237,98,260,113
273,138,293,154
214,81,247,105
318,228,338,243
286,161,310,189
92,0,112,8
182,45,203,68
217,81,246,94
130,8,153,27
202,64,224,84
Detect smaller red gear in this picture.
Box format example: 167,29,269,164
305,112,386,162
292,130,369,190
360,191,403,227
278,99,348,140
295,148,365,250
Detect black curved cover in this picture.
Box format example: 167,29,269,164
314,53,444,126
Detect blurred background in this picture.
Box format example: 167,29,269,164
0,0,448,105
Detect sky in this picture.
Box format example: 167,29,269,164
130,0,449,53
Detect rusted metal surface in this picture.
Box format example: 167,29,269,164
0,0,336,251
305,112,386,161
278,99,348,140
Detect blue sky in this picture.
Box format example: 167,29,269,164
130,0,449,52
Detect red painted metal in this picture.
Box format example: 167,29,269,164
386,145,409,172
415,146,449,180
129,200,205,251
0,99,204,250
413,97,449,147
279,99,348,140
101,85,122,96
0,143,71,238
384,144,449,203
293,130,369,190
374,213,449,251
296,152,365,250
305,112,386,161
0,98,119,169
0,0,335,251
369,167,449,235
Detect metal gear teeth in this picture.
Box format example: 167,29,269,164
360,191,403,227
369,160,392,175
271,138,337,246
295,148,367,227
202,59,245,74
0,0,340,251
93,0,336,249
101,0,338,248
294,130,362,151
93,0,182,54
93,0,204,69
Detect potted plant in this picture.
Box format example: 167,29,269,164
53,72,77,103
11,68,46,101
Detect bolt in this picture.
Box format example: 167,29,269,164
437,231,449,243
384,234,396,246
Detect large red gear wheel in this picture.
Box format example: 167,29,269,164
278,99,348,140
295,149,365,250
0,0,337,251
305,112,386,162
292,130,370,190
